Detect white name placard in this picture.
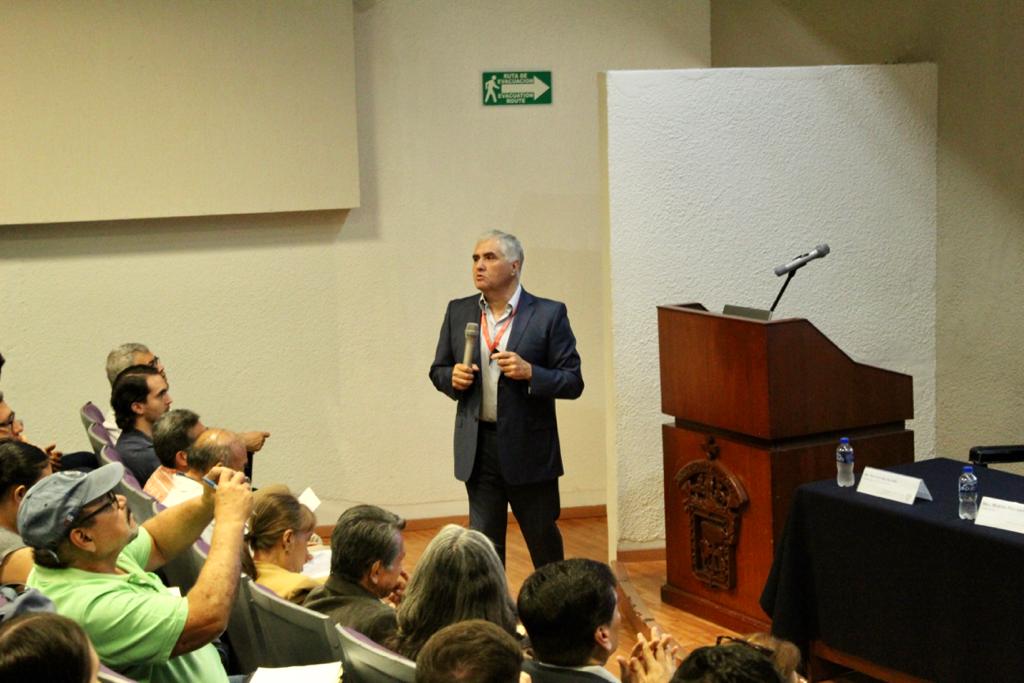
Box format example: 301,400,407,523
857,467,933,505
975,497,1024,534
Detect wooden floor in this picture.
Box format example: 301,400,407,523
402,515,735,673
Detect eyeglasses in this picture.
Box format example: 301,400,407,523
73,492,119,528
716,635,774,657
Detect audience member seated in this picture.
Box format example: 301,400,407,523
416,619,527,683
104,343,271,462
111,365,173,485
0,389,94,472
0,442,52,584
0,390,26,444
242,490,323,603
518,558,678,683
387,525,518,661
303,504,406,643
671,644,782,683
19,462,253,683
162,428,247,509
104,343,166,442
0,611,101,683
147,410,206,502
718,635,802,683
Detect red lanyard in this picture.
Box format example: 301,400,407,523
480,305,517,355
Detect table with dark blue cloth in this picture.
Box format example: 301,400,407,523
760,457,1024,682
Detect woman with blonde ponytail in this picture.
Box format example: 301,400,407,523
242,490,323,603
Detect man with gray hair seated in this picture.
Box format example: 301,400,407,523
103,343,165,442
303,504,408,644
145,409,206,503
20,462,253,682
102,343,271,464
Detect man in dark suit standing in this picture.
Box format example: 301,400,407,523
430,231,583,568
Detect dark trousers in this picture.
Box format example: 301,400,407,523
466,425,564,568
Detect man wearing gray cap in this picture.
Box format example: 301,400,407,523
18,462,252,683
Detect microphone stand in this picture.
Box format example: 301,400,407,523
769,270,796,314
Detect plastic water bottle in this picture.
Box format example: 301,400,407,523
958,465,979,520
836,437,855,487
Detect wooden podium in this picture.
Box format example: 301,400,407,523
658,304,914,632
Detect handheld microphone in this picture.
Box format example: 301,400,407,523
462,323,479,366
774,244,830,277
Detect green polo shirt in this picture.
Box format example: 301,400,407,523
27,527,227,683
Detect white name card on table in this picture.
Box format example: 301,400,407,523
857,467,933,505
298,487,321,512
975,497,1024,534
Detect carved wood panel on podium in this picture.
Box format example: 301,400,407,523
658,304,914,632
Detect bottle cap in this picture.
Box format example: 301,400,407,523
839,437,850,444
963,465,973,473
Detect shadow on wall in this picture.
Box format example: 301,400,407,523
0,209,350,261
710,0,1024,457
710,0,1024,219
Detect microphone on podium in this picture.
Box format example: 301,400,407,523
768,243,832,315
463,323,479,366
774,244,830,277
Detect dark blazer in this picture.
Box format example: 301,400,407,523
522,660,616,682
302,574,397,645
429,289,583,486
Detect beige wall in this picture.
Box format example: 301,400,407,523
1,2,359,223
0,1,709,525
711,1,1024,462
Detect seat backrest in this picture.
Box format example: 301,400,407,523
107,459,156,523
117,482,157,523
337,626,416,683
81,401,105,429
227,575,266,675
100,444,123,467
160,541,206,596
87,422,114,454
100,445,144,485
248,581,344,667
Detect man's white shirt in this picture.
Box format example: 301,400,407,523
478,284,522,423
162,474,214,545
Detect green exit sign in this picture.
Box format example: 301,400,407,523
482,71,552,106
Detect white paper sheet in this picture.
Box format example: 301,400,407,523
250,661,341,683
298,487,322,512
302,548,332,579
